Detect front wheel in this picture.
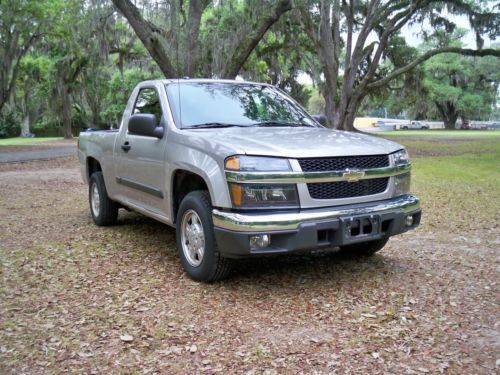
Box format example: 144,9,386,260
338,237,389,257
89,172,119,226
176,191,232,282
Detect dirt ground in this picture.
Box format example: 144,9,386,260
0,154,498,374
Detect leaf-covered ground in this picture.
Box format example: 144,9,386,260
1,136,499,374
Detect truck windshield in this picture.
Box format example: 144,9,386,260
165,82,317,129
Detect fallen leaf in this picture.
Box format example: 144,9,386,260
120,334,134,342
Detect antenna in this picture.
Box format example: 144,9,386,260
175,0,182,128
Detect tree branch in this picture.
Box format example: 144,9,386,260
111,0,177,77
221,0,293,79
367,47,500,90
299,7,320,48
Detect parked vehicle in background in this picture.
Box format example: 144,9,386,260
401,121,429,130
460,121,471,130
78,79,421,282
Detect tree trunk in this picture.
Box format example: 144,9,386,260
61,84,73,139
20,113,30,137
319,0,338,128
113,0,292,79
444,116,458,129
336,94,361,132
323,85,337,129
184,0,209,76
436,101,458,129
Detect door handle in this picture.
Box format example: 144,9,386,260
121,141,131,152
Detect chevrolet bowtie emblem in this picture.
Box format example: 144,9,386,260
342,169,365,182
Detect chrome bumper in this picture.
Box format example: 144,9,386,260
212,194,420,232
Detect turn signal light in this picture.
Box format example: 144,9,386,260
230,183,243,206
225,156,240,170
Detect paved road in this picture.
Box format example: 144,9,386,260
0,146,76,163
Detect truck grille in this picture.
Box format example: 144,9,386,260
298,155,389,172
307,177,389,200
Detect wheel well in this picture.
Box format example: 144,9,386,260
172,170,209,223
87,157,102,180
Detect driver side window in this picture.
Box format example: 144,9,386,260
134,88,162,125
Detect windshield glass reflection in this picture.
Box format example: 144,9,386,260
165,82,316,129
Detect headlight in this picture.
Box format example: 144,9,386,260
392,149,410,166
225,155,291,171
394,172,411,196
225,156,296,208
229,183,299,208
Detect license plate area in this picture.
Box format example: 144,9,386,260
340,214,382,244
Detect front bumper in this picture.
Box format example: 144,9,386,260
213,194,421,257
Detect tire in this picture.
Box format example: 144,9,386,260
89,171,119,226
176,191,232,282
338,237,389,257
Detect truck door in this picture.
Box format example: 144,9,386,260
115,86,168,217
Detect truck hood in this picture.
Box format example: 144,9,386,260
184,127,403,158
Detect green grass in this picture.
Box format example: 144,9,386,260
395,138,499,156
382,130,500,138
412,152,500,186
0,137,62,146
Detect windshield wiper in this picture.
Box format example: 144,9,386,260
184,122,248,129
250,121,314,127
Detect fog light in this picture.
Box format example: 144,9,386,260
405,215,414,227
249,235,271,249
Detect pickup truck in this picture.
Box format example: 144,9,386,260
401,121,429,130
78,79,421,282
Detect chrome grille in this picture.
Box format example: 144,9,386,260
307,178,389,200
298,155,389,172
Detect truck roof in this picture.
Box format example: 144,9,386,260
141,78,272,86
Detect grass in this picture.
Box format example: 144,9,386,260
382,129,500,138
413,152,500,183
384,137,500,158
0,137,62,146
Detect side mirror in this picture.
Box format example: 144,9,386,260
312,115,327,126
128,114,164,138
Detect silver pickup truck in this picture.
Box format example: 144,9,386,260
78,79,421,282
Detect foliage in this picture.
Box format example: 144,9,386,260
0,108,21,137
0,0,63,112
100,68,159,126
0,0,498,137
300,0,499,130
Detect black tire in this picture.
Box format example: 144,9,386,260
89,171,119,226
176,191,232,282
338,237,389,258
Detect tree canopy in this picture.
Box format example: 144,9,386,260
0,0,498,138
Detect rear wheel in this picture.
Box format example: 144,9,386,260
176,191,232,282
89,172,119,226
338,237,389,257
